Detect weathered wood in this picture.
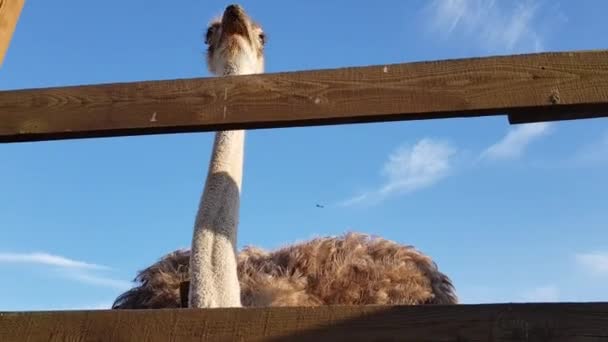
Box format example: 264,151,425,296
1,303,607,341
0,0,24,67
1,50,608,143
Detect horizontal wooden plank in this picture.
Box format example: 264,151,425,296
1,50,608,143
0,0,24,67
1,303,607,341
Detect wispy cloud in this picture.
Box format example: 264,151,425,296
86,302,112,310
14,301,114,312
575,252,608,276
61,271,132,291
338,193,370,207
339,123,554,206
520,285,559,302
380,139,457,194
338,139,457,206
479,122,552,161
0,251,131,290
425,0,564,53
0,252,109,270
56,301,113,311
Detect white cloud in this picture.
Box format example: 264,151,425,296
575,252,608,276
425,0,563,53
64,302,112,310
0,251,131,290
480,122,551,161
520,285,559,302
87,302,112,310
380,139,456,195
61,271,132,291
337,193,369,207
17,301,114,311
0,252,109,270
338,139,456,206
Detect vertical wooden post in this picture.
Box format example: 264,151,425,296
0,0,25,67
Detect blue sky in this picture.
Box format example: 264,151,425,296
1,0,607,310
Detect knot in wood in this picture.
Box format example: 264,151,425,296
549,91,561,105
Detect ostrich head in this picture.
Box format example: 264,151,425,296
205,4,266,76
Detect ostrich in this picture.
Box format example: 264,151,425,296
187,3,265,308
112,4,457,310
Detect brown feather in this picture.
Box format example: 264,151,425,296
112,233,457,309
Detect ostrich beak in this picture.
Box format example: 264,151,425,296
221,4,250,37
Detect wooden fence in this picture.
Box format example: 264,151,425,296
1,1,608,341
2,50,608,143
2,303,608,341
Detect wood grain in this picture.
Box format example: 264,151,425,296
1,303,607,341
1,50,608,143
0,0,24,67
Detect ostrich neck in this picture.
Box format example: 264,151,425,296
189,64,248,308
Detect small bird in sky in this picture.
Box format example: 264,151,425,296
315,204,325,208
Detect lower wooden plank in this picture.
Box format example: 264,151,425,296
1,303,607,342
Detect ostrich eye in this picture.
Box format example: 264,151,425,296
205,26,217,45
259,32,266,45
205,28,213,45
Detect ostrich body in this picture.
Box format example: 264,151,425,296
113,5,457,310
113,233,457,309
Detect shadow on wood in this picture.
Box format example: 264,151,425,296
267,303,608,341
